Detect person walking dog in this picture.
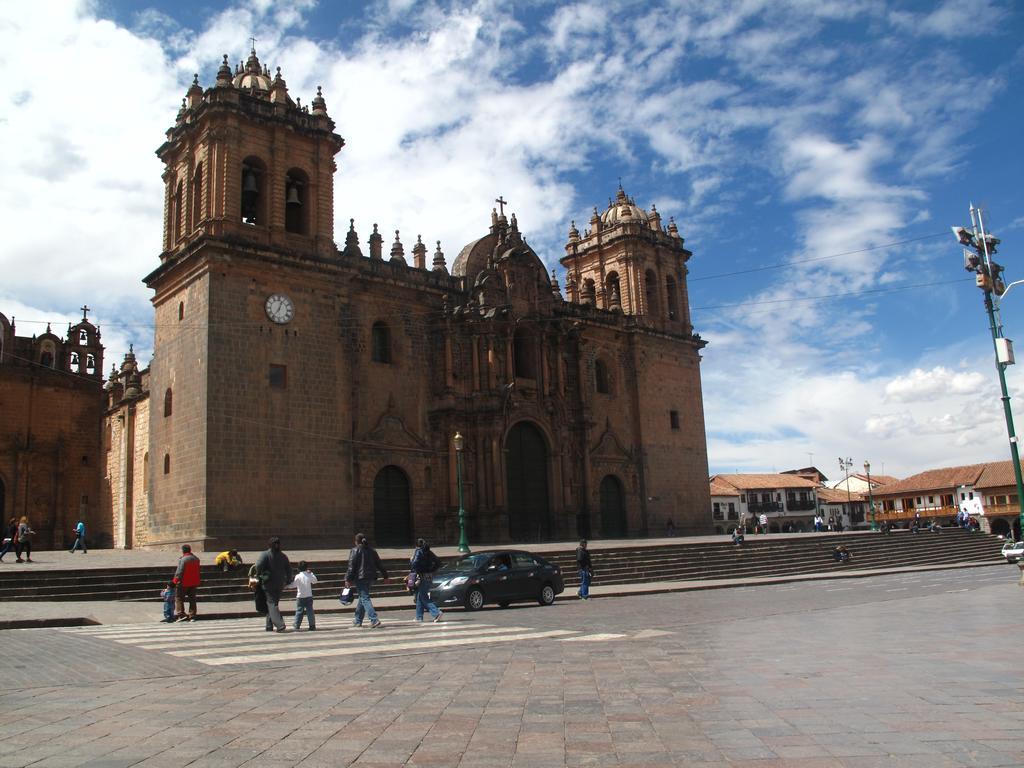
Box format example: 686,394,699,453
345,533,388,628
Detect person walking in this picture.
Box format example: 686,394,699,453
410,538,443,622
0,518,17,562
287,560,318,631
172,544,201,621
15,517,35,562
575,539,593,600
255,537,293,632
160,581,176,622
69,520,87,554
758,513,768,535
345,533,388,628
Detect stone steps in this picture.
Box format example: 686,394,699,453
0,530,1004,603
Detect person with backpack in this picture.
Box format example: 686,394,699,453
345,533,388,628
409,538,443,623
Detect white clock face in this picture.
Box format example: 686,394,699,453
265,294,295,324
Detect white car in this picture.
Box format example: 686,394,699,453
1001,540,1024,563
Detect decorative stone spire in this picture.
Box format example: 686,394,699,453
568,220,579,242
667,216,679,239
369,224,383,259
187,74,203,108
270,66,289,103
311,85,327,116
390,230,406,265
412,235,427,269
590,206,601,233
550,269,562,299
176,98,187,124
342,219,363,258
609,282,622,312
432,241,448,273
649,203,662,231
216,54,233,87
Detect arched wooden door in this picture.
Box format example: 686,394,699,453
599,474,627,538
506,422,550,542
373,465,412,547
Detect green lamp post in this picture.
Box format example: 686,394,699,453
454,431,470,553
864,460,878,531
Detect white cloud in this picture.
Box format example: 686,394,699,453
884,366,987,402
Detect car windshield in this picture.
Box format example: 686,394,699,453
440,554,490,573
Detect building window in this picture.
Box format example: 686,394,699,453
269,364,287,389
513,329,536,379
178,301,185,321
191,162,203,227
163,454,171,475
164,388,172,417
81,455,89,465
728,502,736,519
143,452,149,488
928,495,934,504
595,359,610,394
371,322,391,364
960,492,966,501
713,502,722,520
669,410,680,430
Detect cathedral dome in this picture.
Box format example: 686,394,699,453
232,48,273,93
601,187,649,226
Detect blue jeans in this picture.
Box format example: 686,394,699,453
163,601,174,620
414,576,440,620
70,535,87,553
578,569,591,599
294,596,316,630
352,579,378,625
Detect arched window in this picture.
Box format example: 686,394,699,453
371,321,391,363
172,180,183,242
79,329,88,343
605,271,621,308
241,157,267,225
595,358,611,395
39,340,56,368
163,454,171,475
666,275,679,320
191,163,203,227
86,354,95,374
645,270,659,315
284,168,309,235
582,279,596,305
70,352,80,369
178,301,184,321
164,388,173,418
513,328,536,379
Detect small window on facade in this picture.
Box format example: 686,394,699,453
163,454,171,474
192,163,203,226
969,492,974,500
81,455,89,465
595,359,610,394
178,301,184,321
740,494,746,503
728,502,736,517
80,494,88,505
164,388,172,417
669,410,680,430
960,492,966,500
513,329,536,379
713,502,722,520
371,322,391,364
269,364,287,389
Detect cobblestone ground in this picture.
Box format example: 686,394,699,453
1,567,1021,767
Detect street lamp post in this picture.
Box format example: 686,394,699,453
453,431,470,553
954,206,1024,542
864,460,878,531
838,457,853,531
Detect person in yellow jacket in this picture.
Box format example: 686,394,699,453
215,549,244,571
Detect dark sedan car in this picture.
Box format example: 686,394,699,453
430,550,564,611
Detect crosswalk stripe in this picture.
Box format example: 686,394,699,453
57,618,578,667
203,629,577,666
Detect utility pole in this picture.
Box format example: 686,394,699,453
838,457,852,531
954,206,1024,541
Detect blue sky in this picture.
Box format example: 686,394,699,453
1,0,1021,480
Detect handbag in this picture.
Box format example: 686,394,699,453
254,585,268,615
405,572,418,591
339,586,354,605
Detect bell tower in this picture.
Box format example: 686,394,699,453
155,47,344,261
560,187,693,334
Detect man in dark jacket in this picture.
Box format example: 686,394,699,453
345,533,388,628
255,537,292,632
172,544,201,621
575,539,593,600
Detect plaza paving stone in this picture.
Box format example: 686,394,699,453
1,566,1022,766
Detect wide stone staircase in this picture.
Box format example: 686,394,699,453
0,529,1004,605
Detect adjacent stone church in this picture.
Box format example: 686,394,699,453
99,48,712,550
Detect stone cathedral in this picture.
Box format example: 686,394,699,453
101,49,711,550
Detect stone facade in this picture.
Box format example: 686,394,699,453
104,49,712,550
0,310,105,548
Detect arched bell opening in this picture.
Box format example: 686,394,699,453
284,167,309,234
241,156,267,226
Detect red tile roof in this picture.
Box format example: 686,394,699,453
710,473,819,491
872,463,989,496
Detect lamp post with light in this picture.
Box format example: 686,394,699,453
954,206,1024,541
453,432,470,553
838,457,853,531
864,460,878,531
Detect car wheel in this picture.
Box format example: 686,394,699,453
465,588,485,611
498,601,510,608
538,583,556,606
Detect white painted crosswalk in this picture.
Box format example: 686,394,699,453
57,616,579,667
